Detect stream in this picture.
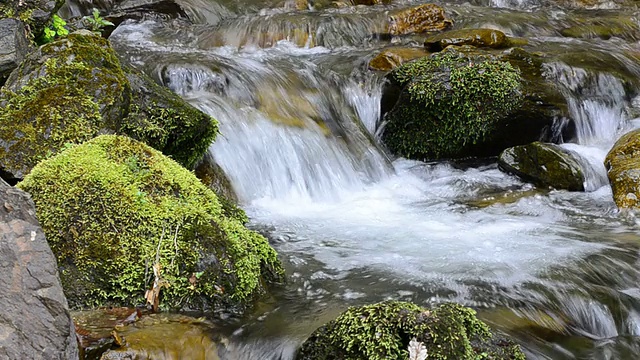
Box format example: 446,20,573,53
68,0,640,358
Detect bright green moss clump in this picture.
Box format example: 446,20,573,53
18,135,283,310
382,51,523,160
297,301,525,360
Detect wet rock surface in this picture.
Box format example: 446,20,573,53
0,178,79,359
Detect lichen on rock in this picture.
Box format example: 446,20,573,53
18,135,284,311
296,301,526,360
605,128,640,209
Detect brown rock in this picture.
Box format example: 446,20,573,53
605,128,640,209
424,28,512,52
385,4,452,36
369,47,429,71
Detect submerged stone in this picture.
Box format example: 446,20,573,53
605,128,640,209
424,28,513,52
18,135,284,311
385,4,453,36
296,301,525,360
498,142,585,191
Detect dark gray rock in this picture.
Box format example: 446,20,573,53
498,142,585,191
0,179,79,360
0,19,31,86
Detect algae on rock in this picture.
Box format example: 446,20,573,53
296,301,525,360
18,135,284,311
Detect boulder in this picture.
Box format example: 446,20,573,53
17,135,284,311
498,142,585,191
384,4,452,36
0,178,79,359
424,28,512,52
0,18,31,86
604,128,640,209
0,32,217,183
369,46,429,71
380,47,570,161
296,301,525,360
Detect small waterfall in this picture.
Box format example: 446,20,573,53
544,62,630,190
157,59,392,202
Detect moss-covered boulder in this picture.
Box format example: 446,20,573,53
380,47,570,161
0,32,217,182
296,301,525,360
369,47,430,72
498,142,585,191
18,135,284,311
605,128,640,209
424,28,514,52
384,4,453,36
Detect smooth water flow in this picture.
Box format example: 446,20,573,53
107,0,640,357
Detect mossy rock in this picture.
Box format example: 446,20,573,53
424,28,515,52
605,128,640,209
121,68,218,170
380,47,570,161
384,4,453,36
381,50,523,160
296,301,526,360
498,142,585,191
0,32,217,182
18,135,284,311
369,46,430,72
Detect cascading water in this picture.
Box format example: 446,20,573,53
107,0,640,358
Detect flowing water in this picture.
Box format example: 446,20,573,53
100,0,640,358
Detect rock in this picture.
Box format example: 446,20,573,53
368,46,429,71
385,4,452,36
498,142,585,191
0,32,217,183
424,28,513,52
17,135,284,311
296,301,525,360
107,0,189,29
0,0,65,37
0,178,79,359
99,314,219,360
604,128,640,209
380,47,570,161
352,0,391,5
0,19,31,86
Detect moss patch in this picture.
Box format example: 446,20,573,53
18,135,283,310
0,33,128,180
382,51,523,160
296,301,525,360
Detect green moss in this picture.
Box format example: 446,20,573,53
0,34,128,179
120,69,219,170
0,33,218,179
18,135,284,310
297,301,525,360
382,51,523,160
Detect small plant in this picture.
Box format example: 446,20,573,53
39,14,69,44
83,8,114,34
